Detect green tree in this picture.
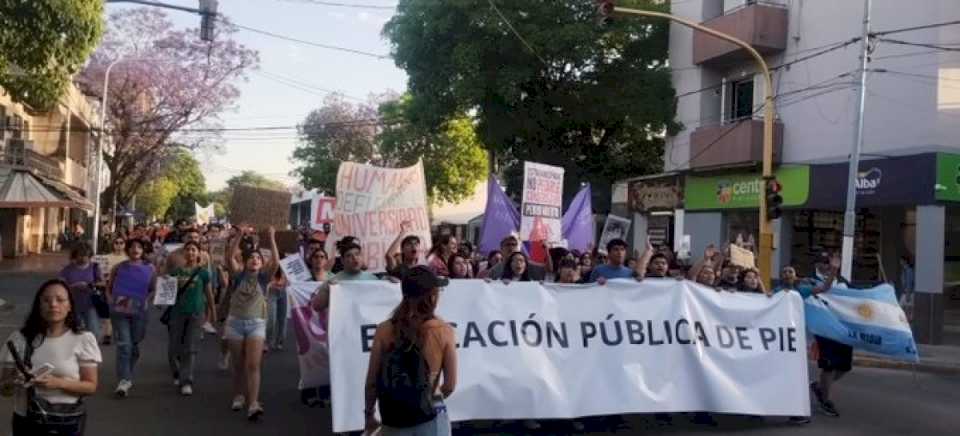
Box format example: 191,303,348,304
384,0,678,210
378,95,487,203
292,93,487,203
136,178,179,220
0,0,104,109
292,94,385,193
130,148,206,221
213,170,287,212
163,150,207,220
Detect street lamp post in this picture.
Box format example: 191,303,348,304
612,6,778,287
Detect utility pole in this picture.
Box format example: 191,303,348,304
840,0,872,280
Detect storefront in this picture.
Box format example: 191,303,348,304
621,174,684,254
682,165,810,269
680,153,960,345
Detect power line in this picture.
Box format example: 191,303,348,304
486,0,548,66
277,0,395,10
874,37,960,52
226,19,392,59
872,19,960,37
254,70,367,101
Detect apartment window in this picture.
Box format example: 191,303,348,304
730,78,755,121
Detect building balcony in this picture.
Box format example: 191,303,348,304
65,158,88,193
689,118,783,170
693,2,788,67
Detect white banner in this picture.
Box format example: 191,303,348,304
329,279,809,432
325,161,432,272
520,161,564,242
289,282,331,390
195,203,215,225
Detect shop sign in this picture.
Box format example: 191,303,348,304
936,153,960,202
684,166,810,210
628,178,683,212
805,154,937,209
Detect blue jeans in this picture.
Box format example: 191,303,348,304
266,289,287,348
111,311,148,382
80,306,100,340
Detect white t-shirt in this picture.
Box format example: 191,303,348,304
2,330,102,415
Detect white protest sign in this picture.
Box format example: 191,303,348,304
520,161,564,243
597,214,632,254
195,203,215,225
730,244,756,268
154,276,179,306
325,161,432,273
328,279,809,432
280,253,312,283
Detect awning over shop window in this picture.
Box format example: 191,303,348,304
0,169,93,210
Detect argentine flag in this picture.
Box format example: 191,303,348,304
804,284,919,362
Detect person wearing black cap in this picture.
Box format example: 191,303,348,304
364,266,457,436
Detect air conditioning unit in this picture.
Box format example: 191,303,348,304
6,138,26,166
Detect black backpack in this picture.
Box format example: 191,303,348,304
376,335,437,428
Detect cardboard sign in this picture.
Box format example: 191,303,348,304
154,276,179,306
730,244,756,269
230,185,292,229
209,239,227,265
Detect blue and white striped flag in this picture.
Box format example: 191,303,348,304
804,284,919,362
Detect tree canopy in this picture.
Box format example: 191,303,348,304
384,0,678,210
292,93,488,204
78,8,258,214
131,148,205,220
0,0,104,110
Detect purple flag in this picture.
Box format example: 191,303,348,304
479,175,520,255
562,184,594,253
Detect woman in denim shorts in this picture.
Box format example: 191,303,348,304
224,226,279,421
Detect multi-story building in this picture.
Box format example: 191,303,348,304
0,84,102,259
614,0,960,345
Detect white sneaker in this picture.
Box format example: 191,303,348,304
115,380,132,398
202,322,217,334
180,384,193,396
218,351,230,371
231,395,246,411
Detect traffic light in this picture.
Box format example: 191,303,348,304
596,0,615,26
199,0,218,42
765,179,783,220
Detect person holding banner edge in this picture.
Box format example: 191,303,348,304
803,253,849,418
426,234,458,277
224,225,280,421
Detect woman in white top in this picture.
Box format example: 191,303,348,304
1,279,102,436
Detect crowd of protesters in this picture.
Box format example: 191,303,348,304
0,213,860,435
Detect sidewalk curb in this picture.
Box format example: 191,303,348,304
854,356,960,376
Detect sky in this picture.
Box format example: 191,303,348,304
106,0,407,191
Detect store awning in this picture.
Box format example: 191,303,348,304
0,169,93,210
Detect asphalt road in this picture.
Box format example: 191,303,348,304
1,269,958,436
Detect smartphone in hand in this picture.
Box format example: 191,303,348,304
24,363,55,388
